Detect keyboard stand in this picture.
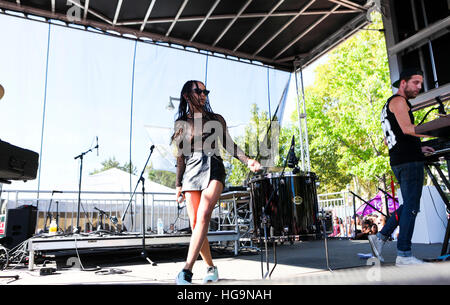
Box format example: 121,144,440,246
424,161,450,256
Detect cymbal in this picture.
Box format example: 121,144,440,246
0,84,4,100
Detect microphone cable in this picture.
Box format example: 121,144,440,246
170,197,189,231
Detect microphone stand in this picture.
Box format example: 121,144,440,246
74,144,98,234
286,136,331,271
121,145,156,266
286,135,300,174
94,207,118,233
43,191,56,233
56,200,61,231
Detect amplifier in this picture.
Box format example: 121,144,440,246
3,205,37,249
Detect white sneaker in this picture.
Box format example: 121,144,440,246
203,266,219,284
395,256,427,267
368,234,385,263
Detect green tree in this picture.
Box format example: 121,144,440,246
225,103,297,186
295,12,393,196
224,104,272,186
90,157,137,175
147,165,176,189
223,13,401,196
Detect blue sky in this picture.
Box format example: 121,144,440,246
0,12,321,192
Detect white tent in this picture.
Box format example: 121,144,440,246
83,167,175,195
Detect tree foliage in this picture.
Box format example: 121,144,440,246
177,13,435,197
295,13,393,196
147,165,176,189
225,104,271,186
224,104,303,186
90,156,137,175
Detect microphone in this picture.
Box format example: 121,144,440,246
94,207,106,214
177,197,185,210
287,136,298,168
96,136,99,156
150,145,155,152
110,216,118,225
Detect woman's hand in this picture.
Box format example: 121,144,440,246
247,159,262,173
176,186,185,204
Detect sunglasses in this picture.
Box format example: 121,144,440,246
193,88,210,96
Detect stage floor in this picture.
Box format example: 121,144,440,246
1,239,449,285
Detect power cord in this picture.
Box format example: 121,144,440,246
170,201,189,230
427,187,448,229
0,245,8,270
73,235,101,272
418,107,440,126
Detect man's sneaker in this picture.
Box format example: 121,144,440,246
203,266,219,284
368,234,385,262
176,269,193,285
395,256,428,267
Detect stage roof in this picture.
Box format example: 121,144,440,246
0,0,373,72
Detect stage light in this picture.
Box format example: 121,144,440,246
166,100,175,111
167,96,179,111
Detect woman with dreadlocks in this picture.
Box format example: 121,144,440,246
171,80,261,284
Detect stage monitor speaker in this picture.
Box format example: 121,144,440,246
4,205,37,250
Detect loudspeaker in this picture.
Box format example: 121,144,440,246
0,140,39,182
4,205,37,249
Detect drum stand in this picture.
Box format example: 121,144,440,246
259,212,278,279
320,211,333,272
259,179,281,279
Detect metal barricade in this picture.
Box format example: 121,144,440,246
0,189,189,234
318,191,354,238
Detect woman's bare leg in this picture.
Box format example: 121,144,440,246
183,180,223,271
185,191,214,267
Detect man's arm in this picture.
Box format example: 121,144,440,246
389,96,431,138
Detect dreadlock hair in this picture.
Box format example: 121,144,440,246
171,80,217,143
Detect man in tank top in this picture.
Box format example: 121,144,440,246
369,68,435,266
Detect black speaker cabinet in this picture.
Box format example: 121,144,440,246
4,205,37,249
0,140,39,183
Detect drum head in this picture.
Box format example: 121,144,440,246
249,171,303,183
